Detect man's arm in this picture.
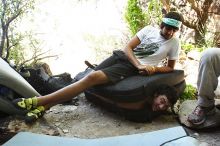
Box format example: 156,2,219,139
123,36,176,75
123,36,155,74
123,36,141,68
154,60,175,73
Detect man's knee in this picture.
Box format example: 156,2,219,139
201,48,220,64
84,70,108,83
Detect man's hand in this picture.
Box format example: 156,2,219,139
137,65,156,75
137,65,174,75
155,66,173,73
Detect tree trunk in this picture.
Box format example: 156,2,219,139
0,23,9,58
213,15,220,45
160,0,170,12
194,20,206,46
0,26,6,57
194,29,206,46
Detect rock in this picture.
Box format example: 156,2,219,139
7,117,60,136
187,50,201,61
54,111,60,114
62,129,69,133
42,128,59,136
178,100,200,126
182,58,199,87
179,99,220,129
178,50,187,62
60,105,77,113
55,123,61,126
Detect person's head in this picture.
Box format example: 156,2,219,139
151,84,178,112
160,11,183,40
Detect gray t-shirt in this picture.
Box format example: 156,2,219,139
134,25,180,66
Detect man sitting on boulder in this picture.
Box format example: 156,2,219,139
13,11,183,123
188,38,220,125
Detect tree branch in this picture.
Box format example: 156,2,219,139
19,50,59,67
183,19,197,29
186,0,201,17
5,42,19,60
201,0,213,24
5,28,9,59
32,55,59,63
6,10,22,26
19,54,59,67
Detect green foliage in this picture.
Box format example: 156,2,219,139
0,1,53,69
124,0,148,36
8,32,46,68
180,84,197,102
147,0,163,25
181,43,195,54
0,0,35,60
8,44,25,66
124,0,163,36
7,31,25,65
181,40,215,54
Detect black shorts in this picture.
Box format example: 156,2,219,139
94,50,138,83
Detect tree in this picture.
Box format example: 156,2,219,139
0,0,35,60
209,0,220,45
0,0,58,68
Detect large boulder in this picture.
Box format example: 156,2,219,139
179,99,220,129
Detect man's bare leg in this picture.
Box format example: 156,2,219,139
37,70,109,108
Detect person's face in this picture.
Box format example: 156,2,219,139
161,26,178,40
216,39,220,48
152,95,170,111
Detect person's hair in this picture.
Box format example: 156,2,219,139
161,11,183,30
153,84,178,107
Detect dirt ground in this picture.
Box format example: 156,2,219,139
2,93,220,145
4,94,179,137
2,51,220,145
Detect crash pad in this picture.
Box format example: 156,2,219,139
0,58,40,115
0,58,40,98
3,126,200,146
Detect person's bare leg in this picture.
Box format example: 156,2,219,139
37,70,109,108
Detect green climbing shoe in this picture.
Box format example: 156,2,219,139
25,106,45,123
13,97,38,110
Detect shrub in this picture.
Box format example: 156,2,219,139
124,0,163,36
124,0,148,36
180,84,197,102
181,43,195,54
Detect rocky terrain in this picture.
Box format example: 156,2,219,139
1,50,220,146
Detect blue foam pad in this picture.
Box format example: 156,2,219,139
3,126,187,146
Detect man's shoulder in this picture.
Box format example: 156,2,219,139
169,36,180,43
138,25,159,36
144,25,159,31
